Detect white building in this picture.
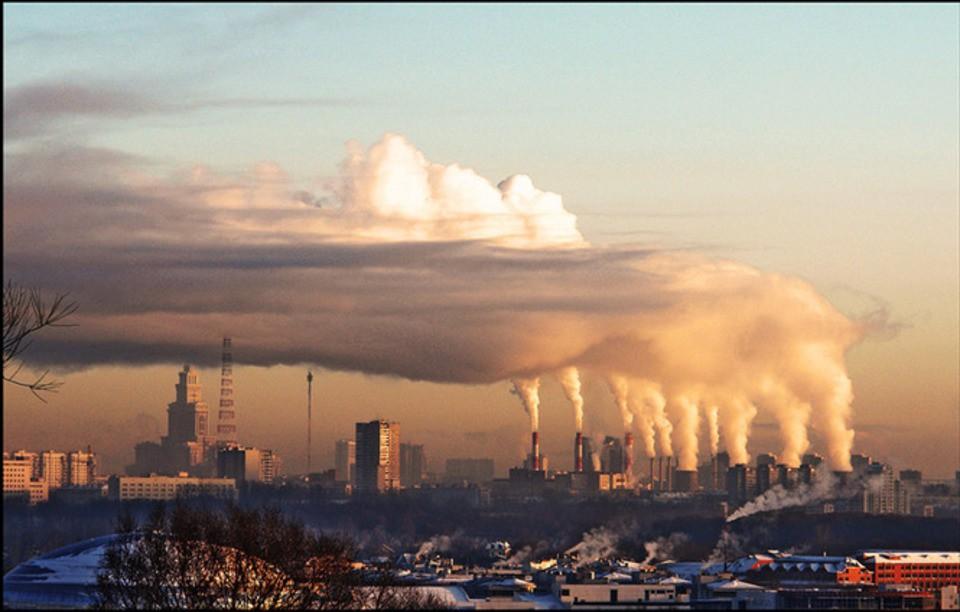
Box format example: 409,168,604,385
67,450,97,486
40,451,67,489
108,474,237,501
3,457,49,504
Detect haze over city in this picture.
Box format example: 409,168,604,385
4,4,958,478
4,5,960,611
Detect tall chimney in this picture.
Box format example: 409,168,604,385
624,433,634,478
666,456,673,491
574,432,584,472
649,457,655,487
658,456,663,492
531,431,540,471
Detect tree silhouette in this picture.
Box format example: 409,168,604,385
3,281,77,401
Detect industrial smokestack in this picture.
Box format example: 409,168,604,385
666,456,673,491
649,457,655,487
624,432,634,480
531,431,541,471
575,432,584,472
657,456,664,492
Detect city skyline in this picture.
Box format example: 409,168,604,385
4,4,959,479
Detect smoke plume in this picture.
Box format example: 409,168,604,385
607,375,633,430
672,394,701,470
558,366,584,433
704,404,720,457
566,527,619,567
642,532,691,565
511,377,541,432
6,133,864,470
726,471,840,522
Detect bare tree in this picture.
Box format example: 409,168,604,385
3,281,77,400
96,503,359,610
97,503,456,609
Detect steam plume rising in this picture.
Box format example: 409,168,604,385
719,396,757,466
672,395,701,470
705,403,720,457
558,367,584,433
607,375,633,430
726,471,840,522
6,134,865,470
511,377,541,432
629,384,657,458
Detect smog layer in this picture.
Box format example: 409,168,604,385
5,134,870,470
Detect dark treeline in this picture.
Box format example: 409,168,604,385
5,488,958,574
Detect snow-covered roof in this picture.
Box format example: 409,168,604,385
659,576,691,585
763,556,865,573
3,534,121,609
859,551,960,564
708,579,764,591
702,554,775,576
599,571,633,583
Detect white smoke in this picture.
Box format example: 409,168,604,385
607,375,633,430
642,532,690,565
415,534,453,559
719,395,757,466
510,377,541,432
566,527,619,567
705,404,720,457
9,134,867,471
629,388,657,458
726,471,839,522
672,394,701,470
558,366,585,433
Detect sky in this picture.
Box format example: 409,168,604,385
3,3,958,477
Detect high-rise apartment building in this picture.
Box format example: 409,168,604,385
334,439,355,483
3,455,49,504
66,450,97,486
217,447,280,483
354,420,400,493
40,451,67,489
864,462,910,515
399,443,426,487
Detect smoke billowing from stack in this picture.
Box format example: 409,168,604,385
673,395,701,471
607,375,633,432
16,134,866,472
558,367,585,433
511,377,542,470
705,404,720,457
511,377,541,433
624,432,634,480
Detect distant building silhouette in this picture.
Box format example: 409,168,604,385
354,420,400,493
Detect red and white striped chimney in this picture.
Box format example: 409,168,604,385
574,432,584,472
531,431,540,471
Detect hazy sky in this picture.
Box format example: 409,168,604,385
4,4,958,477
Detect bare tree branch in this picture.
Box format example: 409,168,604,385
3,280,78,401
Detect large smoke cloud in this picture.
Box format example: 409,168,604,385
4,134,868,470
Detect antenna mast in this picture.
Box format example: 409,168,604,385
307,371,313,474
